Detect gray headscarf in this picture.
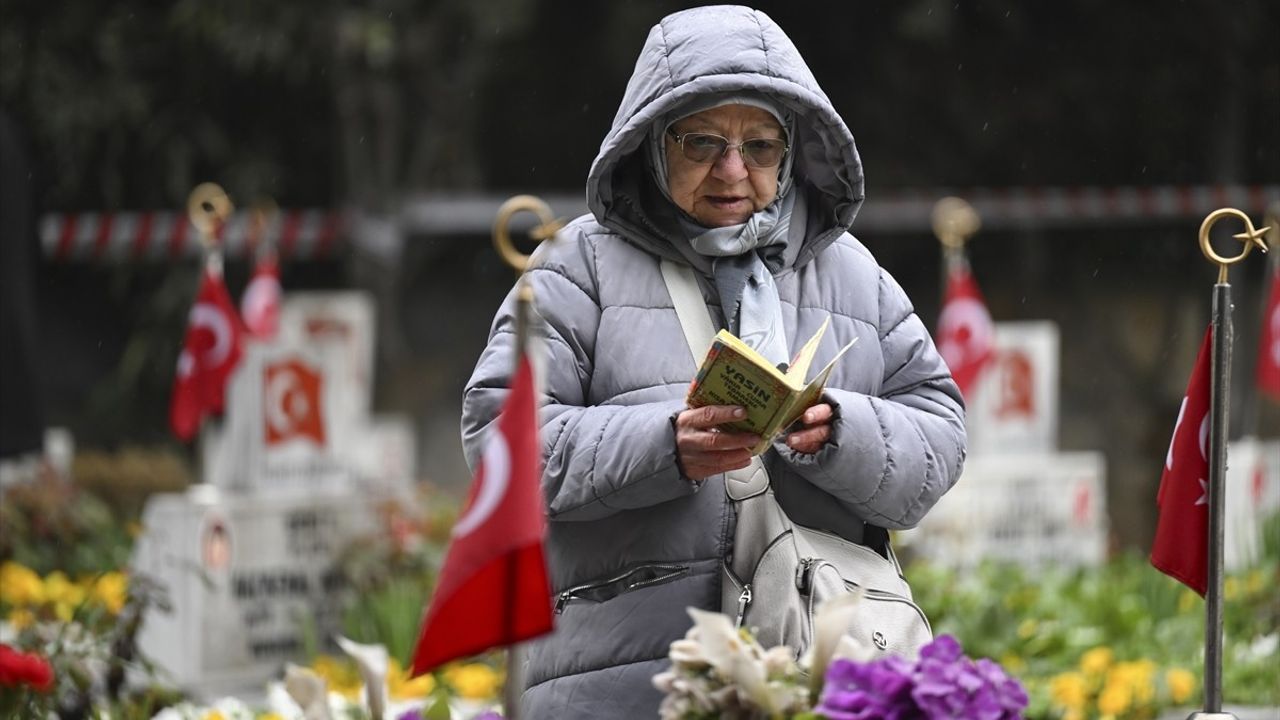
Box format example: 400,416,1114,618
647,94,796,366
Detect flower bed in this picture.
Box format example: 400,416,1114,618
2,470,1276,719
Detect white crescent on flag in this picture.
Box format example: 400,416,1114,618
189,302,234,367
938,296,994,367
452,428,510,538
242,272,281,336
266,367,302,436
1270,302,1280,366
1165,396,1211,472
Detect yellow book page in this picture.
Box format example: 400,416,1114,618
784,316,831,386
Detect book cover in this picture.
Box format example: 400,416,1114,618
686,317,856,455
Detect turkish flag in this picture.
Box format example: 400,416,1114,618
411,356,553,675
937,265,995,398
1151,328,1212,596
241,255,281,340
264,358,326,447
1257,266,1280,401
170,260,244,441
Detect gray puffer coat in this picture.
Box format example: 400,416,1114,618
461,6,966,718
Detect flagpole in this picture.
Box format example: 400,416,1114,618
932,196,980,290
186,182,233,448
492,195,562,720
1189,208,1269,720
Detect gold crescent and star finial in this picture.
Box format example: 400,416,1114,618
1198,208,1271,284
492,195,563,273
931,196,981,251
187,182,234,250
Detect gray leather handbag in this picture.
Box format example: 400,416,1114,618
661,260,933,658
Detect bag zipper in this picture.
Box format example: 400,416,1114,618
796,556,817,595
734,584,753,628
554,563,688,614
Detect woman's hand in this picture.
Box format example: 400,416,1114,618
784,403,834,455
675,405,761,481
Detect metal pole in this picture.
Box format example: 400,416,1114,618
502,276,534,720
1204,283,1231,714
1186,207,1269,720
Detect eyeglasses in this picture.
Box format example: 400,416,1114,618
666,129,789,168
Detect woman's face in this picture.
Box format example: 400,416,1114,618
665,104,784,227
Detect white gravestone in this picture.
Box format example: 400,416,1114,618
1225,437,1280,571
965,321,1060,455
902,452,1109,568
212,342,360,498
132,485,381,698
277,292,375,415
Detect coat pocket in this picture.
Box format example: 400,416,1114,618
554,562,689,614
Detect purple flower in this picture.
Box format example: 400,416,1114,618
471,713,505,720
395,710,424,720
911,636,1027,720
814,635,1028,720
817,656,921,720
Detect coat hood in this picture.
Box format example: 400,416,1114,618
586,5,865,271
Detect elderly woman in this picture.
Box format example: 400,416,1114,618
462,5,965,717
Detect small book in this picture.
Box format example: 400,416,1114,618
685,317,857,455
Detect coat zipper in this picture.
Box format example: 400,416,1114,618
554,563,687,614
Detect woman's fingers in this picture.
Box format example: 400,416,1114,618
677,404,746,430
786,410,832,454
799,402,834,426
675,406,761,480
682,449,754,480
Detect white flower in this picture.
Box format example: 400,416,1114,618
284,663,333,720
805,591,867,701
335,635,389,720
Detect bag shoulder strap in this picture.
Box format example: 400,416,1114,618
659,259,769,500
659,259,717,367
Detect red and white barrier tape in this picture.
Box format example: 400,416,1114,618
40,209,345,262
856,184,1279,231
39,185,1280,262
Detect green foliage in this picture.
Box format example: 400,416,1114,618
906,519,1280,717
0,473,133,577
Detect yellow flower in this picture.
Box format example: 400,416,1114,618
0,562,44,606
1016,619,1038,640
1178,589,1199,614
1223,576,1240,601
999,653,1026,674
444,663,501,700
1061,711,1084,720
43,571,85,608
256,714,285,720
6,607,36,630
87,572,128,615
1079,646,1113,676
1049,672,1088,710
1166,668,1196,704
1097,681,1133,716
204,712,226,720
387,658,435,699
1110,659,1157,704
310,655,363,700
1244,569,1266,596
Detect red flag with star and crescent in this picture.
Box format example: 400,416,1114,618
1151,327,1212,596
170,258,244,441
937,264,995,398
411,355,553,675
